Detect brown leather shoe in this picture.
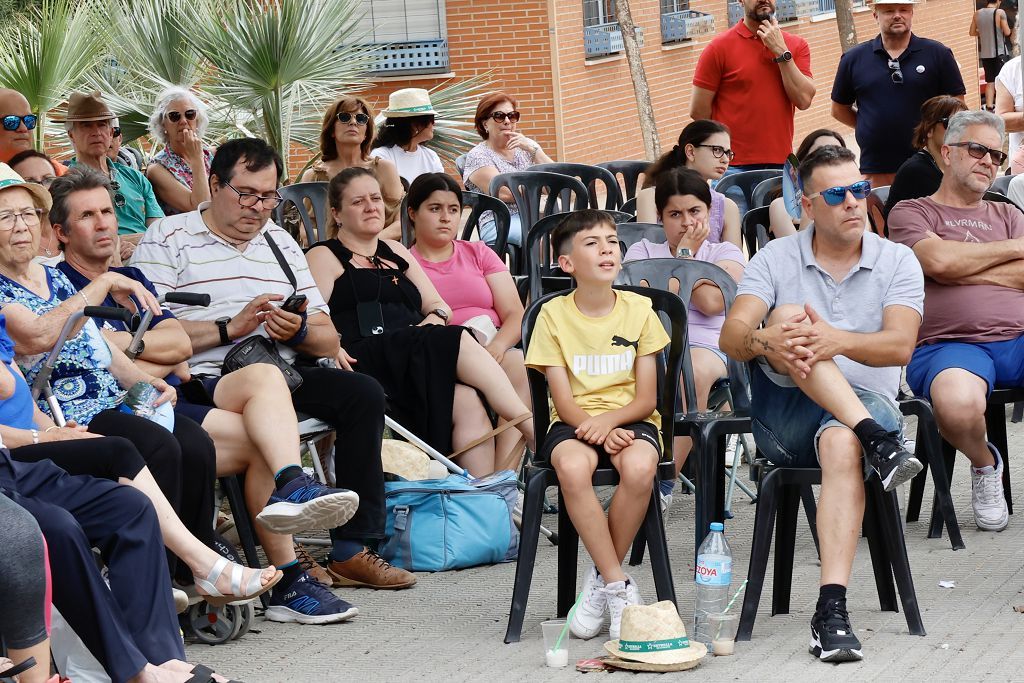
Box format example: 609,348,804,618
327,548,417,590
294,542,334,587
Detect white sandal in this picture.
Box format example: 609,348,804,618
193,557,282,606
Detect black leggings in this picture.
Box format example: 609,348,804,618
0,493,48,650
12,436,146,481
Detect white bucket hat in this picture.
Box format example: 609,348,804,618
603,601,707,671
0,163,52,211
382,88,439,118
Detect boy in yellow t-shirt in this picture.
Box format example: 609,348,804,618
524,209,670,641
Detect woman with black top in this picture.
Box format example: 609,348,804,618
884,96,969,219
306,167,535,476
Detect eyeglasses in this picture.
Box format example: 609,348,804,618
0,208,44,231
223,181,283,209
108,179,126,208
165,110,197,123
111,126,122,137
2,114,37,132
695,144,735,161
948,141,1009,166
337,112,369,125
938,117,949,128
805,180,872,206
489,110,521,123
24,176,55,188
887,59,903,85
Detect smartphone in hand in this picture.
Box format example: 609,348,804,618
281,294,307,314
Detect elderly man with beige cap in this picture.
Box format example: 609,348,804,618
63,91,163,255
830,0,966,187
370,88,445,184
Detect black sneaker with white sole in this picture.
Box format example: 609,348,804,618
809,598,863,663
866,431,923,492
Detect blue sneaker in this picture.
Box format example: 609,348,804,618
264,573,359,625
255,472,359,535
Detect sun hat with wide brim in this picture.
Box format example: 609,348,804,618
603,601,707,670
55,91,116,123
382,88,439,118
381,439,431,481
0,163,52,211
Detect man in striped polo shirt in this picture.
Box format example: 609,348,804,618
133,138,415,625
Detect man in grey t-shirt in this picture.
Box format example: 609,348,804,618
720,146,924,665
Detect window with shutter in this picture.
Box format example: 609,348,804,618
361,0,451,75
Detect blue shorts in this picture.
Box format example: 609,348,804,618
906,335,1024,400
750,360,902,469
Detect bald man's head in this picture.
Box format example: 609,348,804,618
0,89,34,163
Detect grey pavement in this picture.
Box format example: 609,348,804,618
188,413,1024,682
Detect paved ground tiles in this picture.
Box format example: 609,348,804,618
188,413,1024,681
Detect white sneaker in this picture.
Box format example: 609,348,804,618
570,566,607,639
605,576,643,640
972,444,1009,531
660,492,673,514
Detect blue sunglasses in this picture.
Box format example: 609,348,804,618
2,114,37,132
805,180,872,206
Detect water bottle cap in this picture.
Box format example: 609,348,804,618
709,522,724,532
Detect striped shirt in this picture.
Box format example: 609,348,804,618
130,202,329,376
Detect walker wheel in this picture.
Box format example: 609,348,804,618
187,601,238,645
231,603,254,640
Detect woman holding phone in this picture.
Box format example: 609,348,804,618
462,92,554,247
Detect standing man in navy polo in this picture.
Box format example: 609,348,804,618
831,0,966,188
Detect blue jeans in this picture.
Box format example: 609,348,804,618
479,212,523,247
750,360,903,470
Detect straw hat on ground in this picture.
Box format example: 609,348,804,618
603,601,706,672
0,163,52,211
381,439,431,481
382,88,438,118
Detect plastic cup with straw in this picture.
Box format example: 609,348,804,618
710,579,747,656
543,591,584,667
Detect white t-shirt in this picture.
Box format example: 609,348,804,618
369,144,444,184
995,56,1023,153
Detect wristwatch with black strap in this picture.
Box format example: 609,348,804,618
774,50,793,64
216,316,232,346
430,308,449,325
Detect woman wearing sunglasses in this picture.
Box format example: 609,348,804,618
463,92,553,247
636,120,742,249
883,96,969,220
146,87,214,216
301,96,405,241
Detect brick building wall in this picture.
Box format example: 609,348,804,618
291,0,978,176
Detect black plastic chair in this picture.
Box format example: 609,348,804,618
505,285,683,643
597,160,650,201
620,196,637,216
750,176,783,209
984,189,1024,211
275,182,329,246
737,456,926,641
740,206,771,259
218,476,271,609
603,209,636,224
529,162,622,210
617,222,666,257
399,189,513,264
618,258,752,560
715,170,782,215
867,186,890,237
523,212,576,302
991,174,1013,195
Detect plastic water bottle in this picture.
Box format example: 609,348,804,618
694,521,732,646
124,382,175,432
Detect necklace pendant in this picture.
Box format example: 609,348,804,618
391,275,399,286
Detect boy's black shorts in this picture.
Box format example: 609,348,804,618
539,420,661,467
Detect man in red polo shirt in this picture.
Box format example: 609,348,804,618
691,0,815,175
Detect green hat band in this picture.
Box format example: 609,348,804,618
390,104,434,112
618,637,690,653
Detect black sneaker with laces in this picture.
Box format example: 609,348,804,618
866,431,922,492
809,598,863,663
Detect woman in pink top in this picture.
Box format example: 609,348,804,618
408,173,530,458
624,168,745,505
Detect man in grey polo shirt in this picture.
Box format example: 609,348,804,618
721,145,924,664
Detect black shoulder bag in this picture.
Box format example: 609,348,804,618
222,231,304,392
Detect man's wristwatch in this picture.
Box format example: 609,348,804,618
216,317,232,345
774,51,793,64
430,308,449,325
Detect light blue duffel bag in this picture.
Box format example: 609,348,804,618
379,470,520,572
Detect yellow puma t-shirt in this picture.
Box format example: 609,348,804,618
525,290,671,429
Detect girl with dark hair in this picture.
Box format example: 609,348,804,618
768,128,847,238
370,88,445,184
300,96,405,240
884,96,969,218
306,168,535,477
624,167,745,509
407,172,530,457
636,120,741,248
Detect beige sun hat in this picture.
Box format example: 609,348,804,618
382,88,438,118
381,439,431,481
603,601,707,671
0,163,52,211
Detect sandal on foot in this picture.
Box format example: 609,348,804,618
0,657,36,680
193,557,282,606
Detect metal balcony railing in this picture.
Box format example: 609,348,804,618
661,9,715,43
584,22,645,57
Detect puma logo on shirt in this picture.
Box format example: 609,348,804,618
611,335,640,352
